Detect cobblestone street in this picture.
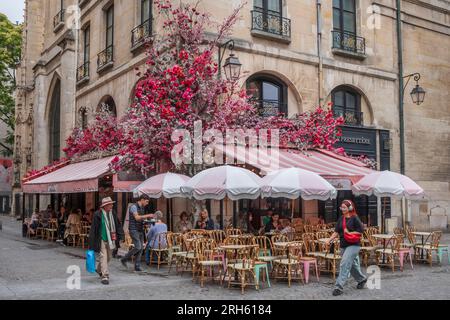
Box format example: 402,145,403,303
1,216,449,300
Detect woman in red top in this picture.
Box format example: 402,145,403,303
326,200,367,296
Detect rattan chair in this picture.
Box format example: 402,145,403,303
272,242,304,287
149,232,170,270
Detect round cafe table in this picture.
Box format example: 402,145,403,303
411,231,433,260
372,234,396,265
219,244,259,283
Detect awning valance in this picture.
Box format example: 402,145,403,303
23,157,115,194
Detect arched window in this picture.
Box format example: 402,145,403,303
97,95,117,116
49,80,61,161
331,86,362,126
246,75,288,117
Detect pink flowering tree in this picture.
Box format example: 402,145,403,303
62,0,345,177
63,105,124,159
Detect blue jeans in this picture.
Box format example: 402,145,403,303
145,242,159,264
334,245,366,291
122,230,144,268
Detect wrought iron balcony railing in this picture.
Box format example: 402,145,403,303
332,30,365,55
77,61,90,83
131,19,152,49
97,45,114,71
53,9,65,30
251,9,291,39
252,99,287,117
333,106,364,126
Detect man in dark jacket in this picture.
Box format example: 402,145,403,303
88,197,124,285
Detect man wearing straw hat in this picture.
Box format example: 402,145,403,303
88,197,124,285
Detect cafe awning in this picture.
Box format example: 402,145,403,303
216,146,375,186
23,157,115,194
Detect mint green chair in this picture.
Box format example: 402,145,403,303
438,244,450,264
254,262,271,288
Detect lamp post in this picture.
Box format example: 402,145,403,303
403,73,426,106
217,39,242,81
400,72,426,175
398,72,425,230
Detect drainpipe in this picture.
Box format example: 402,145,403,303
316,0,323,106
396,0,406,228
396,0,405,175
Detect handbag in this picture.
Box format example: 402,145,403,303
342,216,361,244
86,250,96,273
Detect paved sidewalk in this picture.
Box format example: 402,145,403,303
1,215,449,300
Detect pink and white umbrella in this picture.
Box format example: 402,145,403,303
134,172,190,199
180,165,262,201
352,171,425,200
261,168,337,201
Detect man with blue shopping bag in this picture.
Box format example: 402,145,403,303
88,197,124,285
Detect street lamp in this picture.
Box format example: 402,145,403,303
399,72,426,175
404,73,426,106
218,39,242,81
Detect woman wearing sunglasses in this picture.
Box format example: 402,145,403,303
326,199,367,296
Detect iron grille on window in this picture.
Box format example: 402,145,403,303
332,30,365,55
251,9,291,38
97,45,114,70
77,62,90,82
252,99,287,117
333,106,363,126
131,18,152,48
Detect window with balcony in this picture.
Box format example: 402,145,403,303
98,6,114,71
132,0,153,50
53,0,65,32
251,0,291,43
332,86,363,126
332,0,365,57
247,75,288,117
77,26,90,84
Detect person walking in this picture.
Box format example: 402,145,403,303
326,199,367,296
120,195,154,271
88,197,124,285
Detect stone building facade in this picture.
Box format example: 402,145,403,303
13,0,450,230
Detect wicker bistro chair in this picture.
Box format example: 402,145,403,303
207,230,226,245
225,228,243,237
66,223,81,247
314,239,341,280
35,219,46,240
415,231,444,267
359,230,379,267
253,236,285,273
78,223,90,249
226,245,263,294
149,232,170,270
375,234,409,272
45,219,58,241
24,218,33,238
272,242,305,287
393,227,405,236
303,233,321,257
194,238,225,288
168,233,198,275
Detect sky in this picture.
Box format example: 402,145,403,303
0,0,25,24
